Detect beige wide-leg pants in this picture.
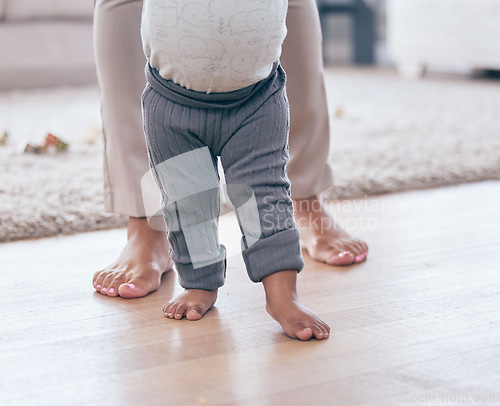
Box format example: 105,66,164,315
94,0,333,217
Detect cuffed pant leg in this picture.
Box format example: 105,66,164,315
219,70,304,283
283,0,334,199
94,0,150,216
142,87,226,290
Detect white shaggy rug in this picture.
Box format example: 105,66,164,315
322,68,500,199
1,68,500,242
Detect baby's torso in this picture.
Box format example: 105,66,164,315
142,0,288,93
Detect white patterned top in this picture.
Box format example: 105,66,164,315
141,0,288,93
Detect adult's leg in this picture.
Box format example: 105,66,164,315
283,0,368,264
92,0,173,298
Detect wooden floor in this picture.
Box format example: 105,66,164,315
1,181,500,406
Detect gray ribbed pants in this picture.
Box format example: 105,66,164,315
142,63,304,290
94,0,333,217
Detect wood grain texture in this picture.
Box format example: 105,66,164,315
1,181,499,406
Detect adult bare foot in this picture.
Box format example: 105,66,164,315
293,196,369,266
263,270,330,341
163,289,218,321
93,217,173,298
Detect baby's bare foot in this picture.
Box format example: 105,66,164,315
294,197,369,265
163,289,218,321
266,299,330,341
93,217,173,298
262,270,330,341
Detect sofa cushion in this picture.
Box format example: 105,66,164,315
0,21,96,89
3,0,94,21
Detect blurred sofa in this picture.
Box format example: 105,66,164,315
387,0,500,77
0,0,96,89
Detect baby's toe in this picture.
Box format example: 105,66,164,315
186,306,203,321
293,322,314,341
163,302,176,318
308,325,324,340
174,303,189,319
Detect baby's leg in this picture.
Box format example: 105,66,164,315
142,86,226,320
220,67,330,340
149,151,224,322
